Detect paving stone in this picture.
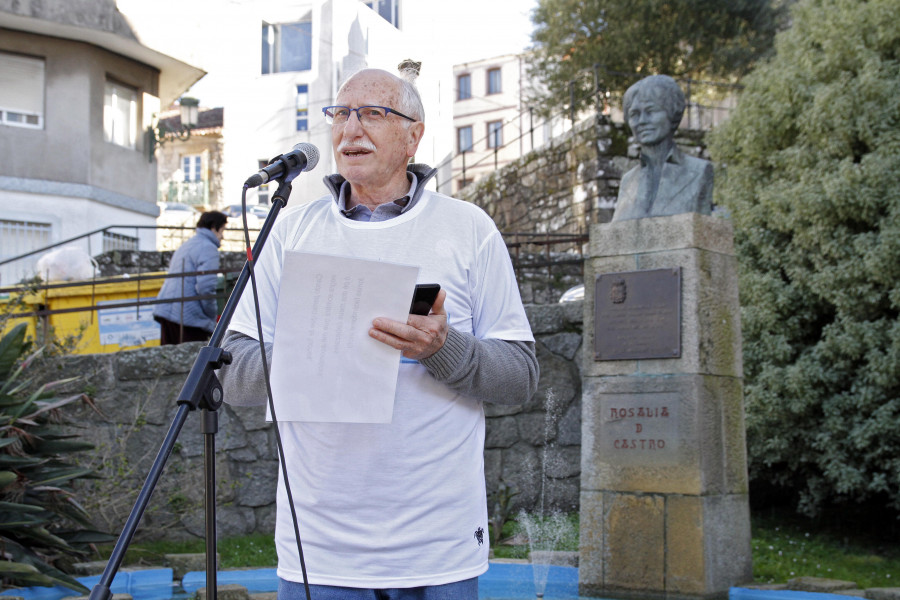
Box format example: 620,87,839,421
165,553,219,580
788,577,859,593
62,595,132,600
743,584,789,591
865,588,900,600
197,584,249,600
72,560,109,575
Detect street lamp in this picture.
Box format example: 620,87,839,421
146,97,200,162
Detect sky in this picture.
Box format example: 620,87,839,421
435,0,537,64
118,0,539,107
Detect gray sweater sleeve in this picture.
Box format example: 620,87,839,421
218,330,272,406
419,327,538,405
218,327,538,407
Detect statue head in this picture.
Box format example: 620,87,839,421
623,75,685,144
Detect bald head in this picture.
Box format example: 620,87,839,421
338,68,425,122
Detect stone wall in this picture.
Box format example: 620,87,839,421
46,302,584,542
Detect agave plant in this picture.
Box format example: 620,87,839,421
0,323,111,592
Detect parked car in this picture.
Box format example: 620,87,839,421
558,284,584,303
224,204,270,219
221,204,266,231
157,202,198,227
249,204,272,219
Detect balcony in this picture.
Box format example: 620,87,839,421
158,180,208,206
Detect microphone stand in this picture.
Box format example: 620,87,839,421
88,179,295,600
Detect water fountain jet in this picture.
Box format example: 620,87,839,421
517,389,578,600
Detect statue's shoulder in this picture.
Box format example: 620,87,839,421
681,153,713,174
621,163,641,184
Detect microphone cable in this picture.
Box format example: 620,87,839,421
239,185,313,600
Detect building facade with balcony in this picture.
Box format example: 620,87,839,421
155,105,225,208
0,0,203,285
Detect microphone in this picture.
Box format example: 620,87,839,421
244,142,319,187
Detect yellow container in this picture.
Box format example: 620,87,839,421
1,276,164,354
0,290,44,344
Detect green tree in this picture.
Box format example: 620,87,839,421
526,0,785,116
708,0,900,516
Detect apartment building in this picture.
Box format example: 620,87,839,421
451,53,569,194
0,0,203,285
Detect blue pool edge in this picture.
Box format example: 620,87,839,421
0,565,881,600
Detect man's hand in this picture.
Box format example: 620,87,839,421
370,290,448,360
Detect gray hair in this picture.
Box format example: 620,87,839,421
623,75,685,131
397,66,425,122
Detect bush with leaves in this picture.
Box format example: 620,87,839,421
708,0,900,516
0,323,112,592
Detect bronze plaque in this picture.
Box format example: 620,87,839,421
594,268,681,361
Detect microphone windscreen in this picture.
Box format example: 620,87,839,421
294,143,319,172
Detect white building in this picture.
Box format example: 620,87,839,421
117,0,455,211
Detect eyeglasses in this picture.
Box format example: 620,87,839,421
322,105,417,126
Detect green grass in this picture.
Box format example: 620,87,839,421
750,514,899,588
99,513,899,588
97,533,277,568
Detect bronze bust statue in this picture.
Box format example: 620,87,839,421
612,75,713,221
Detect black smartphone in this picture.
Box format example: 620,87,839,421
409,283,441,316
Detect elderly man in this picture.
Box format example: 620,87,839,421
611,74,714,221
220,67,538,600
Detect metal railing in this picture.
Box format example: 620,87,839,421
0,268,237,318
0,224,262,286
505,231,588,279
0,267,241,350
0,231,588,346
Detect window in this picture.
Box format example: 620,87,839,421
457,74,471,101
257,160,271,205
296,84,309,131
182,155,202,182
262,21,312,74
0,52,45,128
0,219,51,286
487,68,502,94
104,81,138,148
458,126,473,153
364,0,400,27
457,178,472,192
487,121,503,148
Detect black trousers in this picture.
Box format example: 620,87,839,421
154,316,210,345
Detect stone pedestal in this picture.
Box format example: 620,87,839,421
579,213,752,600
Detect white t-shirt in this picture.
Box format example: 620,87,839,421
229,189,533,588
